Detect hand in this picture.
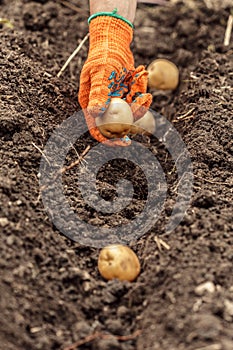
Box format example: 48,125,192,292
78,12,152,145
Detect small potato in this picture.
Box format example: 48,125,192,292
147,58,179,91
130,110,156,135
98,244,140,282
96,98,133,139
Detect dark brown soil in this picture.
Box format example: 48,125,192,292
1,1,233,349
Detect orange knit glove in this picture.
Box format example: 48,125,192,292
78,10,152,146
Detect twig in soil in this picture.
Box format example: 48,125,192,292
173,107,196,123
0,18,14,28
32,142,51,165
194,175,232,187
40,145,90,192
194,344,221,350
154,236,170,251
189,72,200,80
61,145,90,173
58,0,89,14
57,33,89,77
63,329,142,350
174,115,195,123
70,144,87,167
224,14,233,46
44,71,53,78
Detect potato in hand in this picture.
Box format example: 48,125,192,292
130,110,156,135
96,98,133,140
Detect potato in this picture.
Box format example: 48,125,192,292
147,58,179,91
130,110,155,135
96,98,133,139
98,244,140,282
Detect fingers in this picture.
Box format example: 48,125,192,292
125,65,152,120
86,67,112,118
88,66,132,118
130,65,149,96
79,65,111,117
84,110,108,143
131,93,153,121
78,66,91,110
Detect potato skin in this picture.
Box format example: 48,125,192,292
130,110,156,135
147,58,179,91
96,98,133,139
98,244,141,282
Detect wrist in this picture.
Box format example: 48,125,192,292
88,15,133,51
88,8,133,28
89,0,137,23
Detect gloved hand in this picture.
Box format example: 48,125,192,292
78,9,152,146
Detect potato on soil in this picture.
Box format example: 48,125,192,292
98,244,141,282
147,58,179,91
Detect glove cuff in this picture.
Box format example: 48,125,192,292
88,13,133,56
88,8,133,28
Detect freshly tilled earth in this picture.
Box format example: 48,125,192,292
0,1,233,349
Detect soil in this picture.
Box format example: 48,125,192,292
0,1,233,350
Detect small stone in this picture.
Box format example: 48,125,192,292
2,274,14,284
187,314,222,342
117,305,129,318
0,258,7,267
103,291,117,304
6,235,15,246
14,311,25,325
13,265,27,277
193,191,215,208
72,321,92,340
105,319,123,335
195,281,215,296
221,338,233,350
224,299,233,318
31,326,43,334
96,337,121,350
0,217,9,227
